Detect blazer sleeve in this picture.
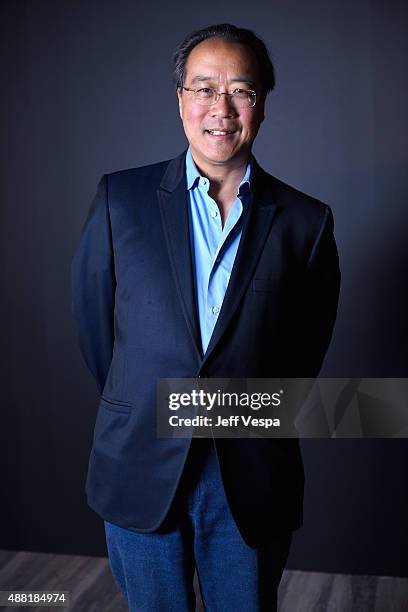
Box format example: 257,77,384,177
295,205,341,377
71,175,116,394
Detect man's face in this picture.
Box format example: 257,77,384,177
177,38,265,172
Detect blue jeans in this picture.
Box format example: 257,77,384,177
104,438,292,611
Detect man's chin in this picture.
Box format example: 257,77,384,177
199,148,245,166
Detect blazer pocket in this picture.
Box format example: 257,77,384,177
252,278,276,292
100,395,132,413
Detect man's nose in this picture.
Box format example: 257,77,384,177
210,93,236,116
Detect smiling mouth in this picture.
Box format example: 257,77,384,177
205,129,237,136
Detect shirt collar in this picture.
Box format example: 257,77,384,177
185,147,252,195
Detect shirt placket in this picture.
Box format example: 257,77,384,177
205,194,243,345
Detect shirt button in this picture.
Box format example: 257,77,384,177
210,210,218,218
212,306,220,315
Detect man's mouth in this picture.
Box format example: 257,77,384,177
205,129,237,136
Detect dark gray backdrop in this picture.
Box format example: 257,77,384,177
1,0,407,576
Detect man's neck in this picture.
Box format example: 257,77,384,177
189,151,251,227
190,150,249,192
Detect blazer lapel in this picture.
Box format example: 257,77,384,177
157,152,282,368
202,159,280,365
157,151,202,359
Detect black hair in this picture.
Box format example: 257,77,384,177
173,23,275,95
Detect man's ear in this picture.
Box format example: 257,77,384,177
177,87,183,120
259,96,266,123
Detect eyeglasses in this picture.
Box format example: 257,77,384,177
181,86,257,108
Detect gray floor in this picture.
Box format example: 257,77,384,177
0,550,407,611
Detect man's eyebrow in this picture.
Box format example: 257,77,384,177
190,76,215,84
230,78,256,88
189,75,256,88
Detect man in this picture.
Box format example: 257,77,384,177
72,23,340,611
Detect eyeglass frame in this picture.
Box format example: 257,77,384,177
180,86,257,108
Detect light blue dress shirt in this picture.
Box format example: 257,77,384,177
186,147,251,354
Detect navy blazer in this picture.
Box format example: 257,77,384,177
71,150,340,547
